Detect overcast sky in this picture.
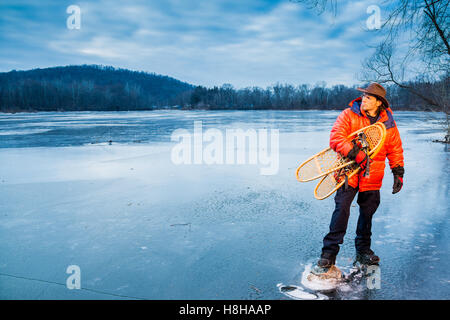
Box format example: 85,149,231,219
0,0,386,88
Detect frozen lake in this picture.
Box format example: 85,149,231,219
0,110,448,299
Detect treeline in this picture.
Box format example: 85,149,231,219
0,65,447,112
182,78,448,112
0,65,194,112
181,83,358,110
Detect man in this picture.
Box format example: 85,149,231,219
312,82,404,275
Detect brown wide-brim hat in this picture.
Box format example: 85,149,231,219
357,82,389,108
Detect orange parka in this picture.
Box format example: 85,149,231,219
330,97,404,192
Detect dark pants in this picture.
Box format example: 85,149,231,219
321,186,380,259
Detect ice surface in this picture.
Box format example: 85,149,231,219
0,110,448,299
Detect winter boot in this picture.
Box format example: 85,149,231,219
355,250,380,266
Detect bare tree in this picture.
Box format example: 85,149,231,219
294,0,449,142
290,0,338,15
361,0,449,142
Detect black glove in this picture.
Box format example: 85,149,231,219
392,166,404,194
346,140,361,161
347,141,371,175
392,175,403,194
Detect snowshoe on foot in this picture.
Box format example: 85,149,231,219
310,265,342,279
303,255,342,292
311,254,335,275
305,264,343,293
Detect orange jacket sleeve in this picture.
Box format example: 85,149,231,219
386,123,404,170
330,109,354,157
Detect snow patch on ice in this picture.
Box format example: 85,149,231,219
277,283,326,300
0,129,52,135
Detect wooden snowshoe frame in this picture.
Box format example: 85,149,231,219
313,123,386,200
296,122,386,183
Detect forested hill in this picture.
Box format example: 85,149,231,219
0,65,446,112
0,65,194,112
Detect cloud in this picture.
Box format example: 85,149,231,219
0,0,386,88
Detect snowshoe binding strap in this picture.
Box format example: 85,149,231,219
363,152,370,177
357,132,370,177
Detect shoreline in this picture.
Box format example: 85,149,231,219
0,107,446,114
